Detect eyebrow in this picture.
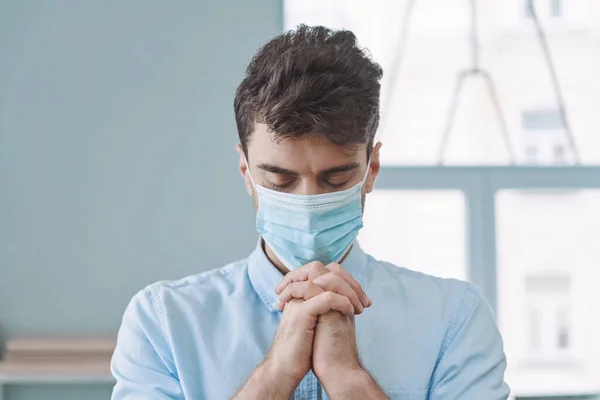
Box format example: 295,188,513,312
318,162,360,176
256,162,360,177
257,163,300,176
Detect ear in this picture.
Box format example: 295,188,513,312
365,142,382,194
236,144,254,197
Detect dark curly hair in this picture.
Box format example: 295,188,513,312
234,25,383,159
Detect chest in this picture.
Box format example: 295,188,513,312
169,309,442,399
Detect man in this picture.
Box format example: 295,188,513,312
111,25,509,399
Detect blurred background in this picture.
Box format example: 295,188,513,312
1,1,599,399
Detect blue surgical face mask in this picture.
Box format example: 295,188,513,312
246,160,369,270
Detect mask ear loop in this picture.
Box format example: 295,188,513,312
334,157,371,265
244,156,258,190
360,158,372,187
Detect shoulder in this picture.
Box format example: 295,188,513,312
369,255,482,314
122,258,250,329
365,255,493,346
368,257,506,373
149,258,248,297
114,258,252,371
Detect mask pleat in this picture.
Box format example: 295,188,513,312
249,162,369,270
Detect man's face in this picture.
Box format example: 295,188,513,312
237,123,381,210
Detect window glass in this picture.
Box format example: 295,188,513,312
359,190,466,280
496,189,600,397
284,0,600,165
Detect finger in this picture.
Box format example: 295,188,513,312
312,273,363,314
275,261,328,294
278,297,303,311
278,281,325,306
302,291,355,317
326,263,371,307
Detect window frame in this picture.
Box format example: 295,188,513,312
375,165,600,314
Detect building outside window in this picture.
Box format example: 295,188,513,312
524,145,539,164
525,274,573,360
525,0,563,19
520,108,571,165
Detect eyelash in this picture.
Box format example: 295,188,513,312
267,179,351,191
327,179,351,188
267,181,294,191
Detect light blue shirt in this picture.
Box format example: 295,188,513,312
111,241,509,399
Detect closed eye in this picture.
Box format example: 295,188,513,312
324,179,352,188
266,180,295,191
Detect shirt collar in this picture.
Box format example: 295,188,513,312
247,238,369,313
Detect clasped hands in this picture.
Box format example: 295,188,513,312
269,261,377,396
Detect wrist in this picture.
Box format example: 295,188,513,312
261,356,303,395
319,366,386,399
318,365,364,392
233,359,301,400
314,359,361,385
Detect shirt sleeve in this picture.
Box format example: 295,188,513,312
429,283,510,400
111,287,184,400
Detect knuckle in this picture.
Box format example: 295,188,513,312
350,280,363,290
327,273,346,288
286,298,302,310
323,291,337,302
321,271,336,283
309,261,325,272
292,281,308,294
325,262,342,273
286,285,298,297
278,288,289,299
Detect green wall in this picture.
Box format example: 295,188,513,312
0,1,282,398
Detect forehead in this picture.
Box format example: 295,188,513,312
247,123,366,171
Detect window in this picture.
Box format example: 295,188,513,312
525,0,563,19
497,189,600,395
285,2,600,397
520,109,571,165
525,274,572,357
553,144,566,163
557,308,570,349
522,109,565,130
359,190,466,280
529,309,542,349
551,0,562,17
525,145,539,164
285,0,600,165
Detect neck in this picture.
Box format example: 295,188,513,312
261,239,354,275
262,240,289,275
